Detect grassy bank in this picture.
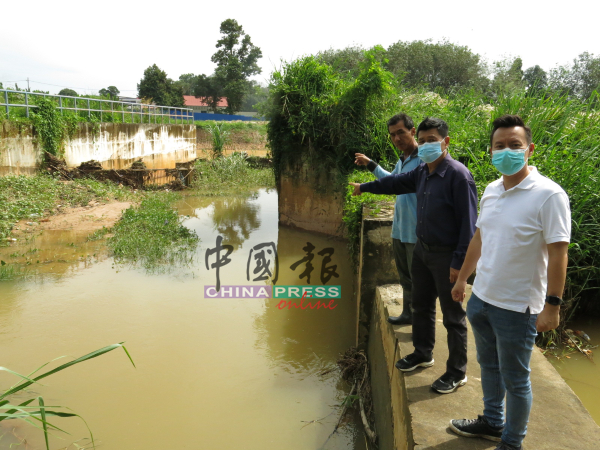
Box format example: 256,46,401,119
193,153,275,196
196,120,269,157
0,174,135,241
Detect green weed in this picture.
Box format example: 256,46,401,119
108,193,199,272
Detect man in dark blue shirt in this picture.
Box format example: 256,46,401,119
350,117,478,394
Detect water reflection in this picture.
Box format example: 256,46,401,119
176,191,262,250
254,227,355,377
0,188,365,450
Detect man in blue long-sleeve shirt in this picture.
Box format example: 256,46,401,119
350,117,478,394
354,113,421,325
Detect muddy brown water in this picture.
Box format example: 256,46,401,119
548,317,600,426
0,189,366,450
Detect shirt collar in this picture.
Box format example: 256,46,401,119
401,147,419,163
428,152,452,177
502,166,539,191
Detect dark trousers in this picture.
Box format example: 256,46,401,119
392,239,415,309
411,241,468,378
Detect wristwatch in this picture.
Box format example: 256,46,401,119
545,295,563,306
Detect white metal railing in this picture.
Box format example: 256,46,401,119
0,89,194,124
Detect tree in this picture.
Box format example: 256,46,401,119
137,64,184,107
523,65,548,95
211,19,262,114
386,40,488,92
549,52,600,100
491,57,524,96
241,81,269,112
174,74,197,96
99,86,120,100
194,74,225,113
58,88,78,97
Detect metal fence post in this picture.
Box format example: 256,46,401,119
25,92,29,118
87,98,90,119
4,90,8,115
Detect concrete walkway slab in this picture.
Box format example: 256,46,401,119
376,285,600,450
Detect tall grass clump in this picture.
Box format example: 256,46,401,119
267,47,394,186
193,153,275,196
0,343,134,450
206,122,230,158
267,47,600,320
108,192,199,272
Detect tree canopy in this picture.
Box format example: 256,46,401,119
58,88,78,97
137,64,184,107
99,86,120,100
194,19,262,114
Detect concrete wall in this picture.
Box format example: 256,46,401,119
277,154,346,237
0,122,197,174
356,204,399,348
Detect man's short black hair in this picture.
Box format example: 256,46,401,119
490,114,532,145
416,117,449,138
387,113,414,131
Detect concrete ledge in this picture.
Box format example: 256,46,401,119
374,284,600,449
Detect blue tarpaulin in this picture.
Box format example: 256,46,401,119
193,112,257,121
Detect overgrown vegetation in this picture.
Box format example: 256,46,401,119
0,174,135,242
0,343,134,450
108,193,199,272
266,49,600,322
193,152,275,196
0,89,189,125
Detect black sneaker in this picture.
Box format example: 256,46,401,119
495,441,521,450
395,353,434,372
449,415,503,442
431,373,467,394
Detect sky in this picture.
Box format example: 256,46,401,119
1,0,599,96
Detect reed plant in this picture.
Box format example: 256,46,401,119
0,343,134,450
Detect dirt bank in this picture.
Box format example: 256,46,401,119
11,201,132,237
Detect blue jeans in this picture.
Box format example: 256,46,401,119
467,294,538,448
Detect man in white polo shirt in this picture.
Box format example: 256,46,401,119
448,115,571,450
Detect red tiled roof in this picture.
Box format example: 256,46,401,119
184,95,228,107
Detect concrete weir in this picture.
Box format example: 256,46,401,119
0,122,197,174
360,206,600,449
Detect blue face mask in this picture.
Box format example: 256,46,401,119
491,147,528,176
418,141,444,163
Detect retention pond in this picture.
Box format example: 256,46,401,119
0,188,366,450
